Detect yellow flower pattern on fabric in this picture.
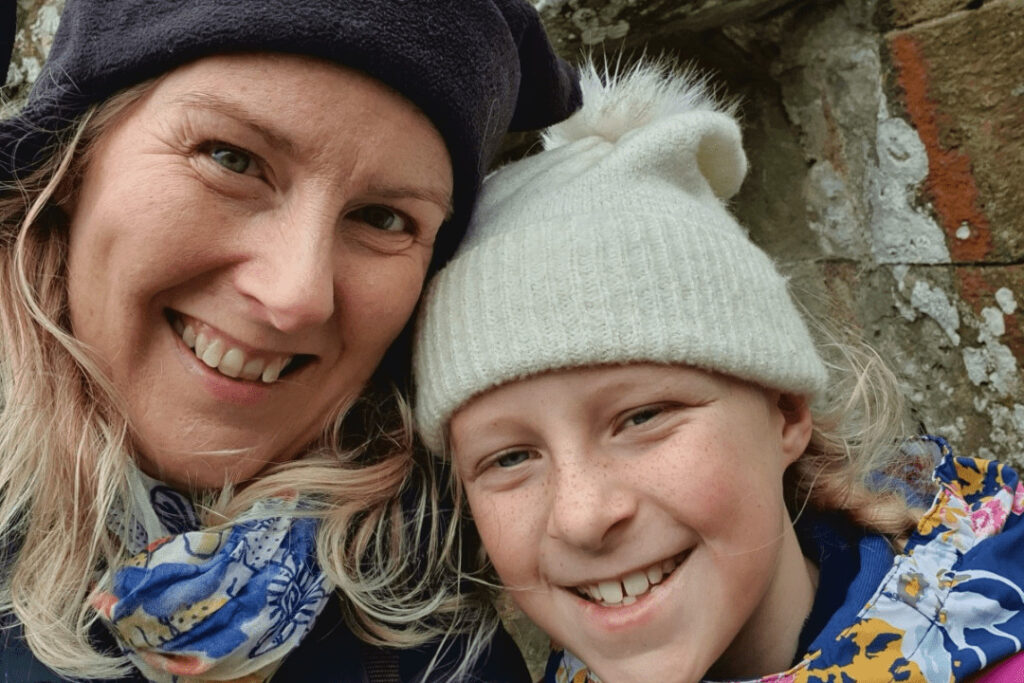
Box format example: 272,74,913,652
787,618,928,682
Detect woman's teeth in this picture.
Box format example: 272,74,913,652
173,318,293,383
577,556,683,607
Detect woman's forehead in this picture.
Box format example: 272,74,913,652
125,53,453,198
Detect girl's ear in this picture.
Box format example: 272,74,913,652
776,393,813,466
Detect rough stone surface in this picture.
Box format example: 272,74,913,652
2,0,64,108
534,0,800,48
882,0,976,29
887,0,1024,265
5,0,1024,677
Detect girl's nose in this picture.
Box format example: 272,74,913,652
546,454,638,552
234,207,337,332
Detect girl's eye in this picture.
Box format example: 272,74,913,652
209,145,257,175
494,450,531,469
349,205,409,232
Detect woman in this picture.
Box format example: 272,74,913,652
0,1,580,680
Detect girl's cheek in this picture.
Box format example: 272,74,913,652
469,489,541,573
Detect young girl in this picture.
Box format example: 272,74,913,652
412,63,1024,682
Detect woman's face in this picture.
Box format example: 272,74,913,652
66,53,452,488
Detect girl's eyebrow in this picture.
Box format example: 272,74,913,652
173,91,299,157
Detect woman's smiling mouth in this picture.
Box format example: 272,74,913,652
168,311,313,383
573,551,689,607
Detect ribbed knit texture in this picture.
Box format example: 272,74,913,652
413,64,827,452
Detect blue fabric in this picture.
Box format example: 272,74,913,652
801,530,899,661
793,514,873,660
2,468,533,682
94,471,330,682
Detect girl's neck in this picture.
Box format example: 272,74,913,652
706,521,819,680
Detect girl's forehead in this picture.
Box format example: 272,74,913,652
460,364,729,405
449,364,761,438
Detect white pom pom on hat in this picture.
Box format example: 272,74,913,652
413,59,827,453
542,60,745,198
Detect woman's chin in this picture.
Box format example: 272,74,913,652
134,440,302,490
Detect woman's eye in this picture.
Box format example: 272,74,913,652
209,145,257,175
350,205,409,232
494,450,530,469
625,407,663,427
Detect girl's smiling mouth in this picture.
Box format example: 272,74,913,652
572,550,690,607
167,310,315,384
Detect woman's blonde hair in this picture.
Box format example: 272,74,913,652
0,84,493,679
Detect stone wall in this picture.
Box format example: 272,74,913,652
5,0,1022,676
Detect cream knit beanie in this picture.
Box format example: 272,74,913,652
413,62,828,452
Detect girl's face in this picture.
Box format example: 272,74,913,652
451,364,815,682
67,53,452,488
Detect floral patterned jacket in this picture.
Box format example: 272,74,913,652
549,438,1024,683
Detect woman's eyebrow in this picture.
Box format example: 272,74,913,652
365,183,454,218
174,91,453,216
173,91,298,157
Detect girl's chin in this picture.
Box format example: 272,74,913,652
580,652,707,683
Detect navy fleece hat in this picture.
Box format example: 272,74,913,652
0,0,581,267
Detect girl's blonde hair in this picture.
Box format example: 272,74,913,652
0,84,493,679
788,332,928,537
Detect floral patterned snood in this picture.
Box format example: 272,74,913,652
92,466,330,682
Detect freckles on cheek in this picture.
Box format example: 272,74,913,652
468,493,536,578
468,495,509,547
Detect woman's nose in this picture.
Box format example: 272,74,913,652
546,454,638,552
234,208,337,332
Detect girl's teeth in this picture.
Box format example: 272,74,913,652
218,348,245,378
582,555,684,606
623,570,650,597
182,324,197,349
597,580,623,604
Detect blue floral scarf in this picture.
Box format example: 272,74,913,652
92,467,331,682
